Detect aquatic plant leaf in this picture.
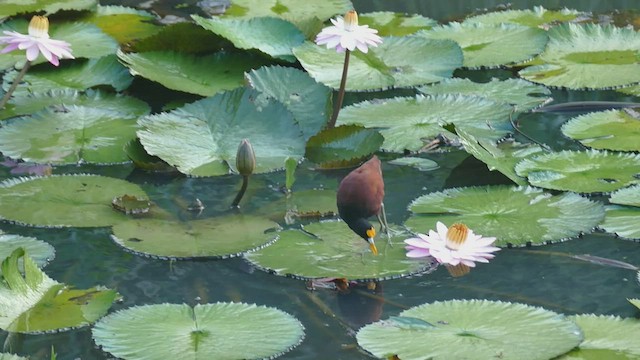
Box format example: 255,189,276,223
388,157,439,172
223,0,350,26
630,299,640,310
83,5,161,44
246,65,331,140
294,37,462,91
257,189,337,224
2,55,132,95
456,129,546,186
93,303,304,360
305,125,384,168
0,353,27,360
417,23,547,69
111,214,279,260
192,15,304,62
0,106,140,165
0,89,149,121
610,185,640,207
519,24,640,89
418,77,552,112
405,186,604,247
117,50,269,96
359,11,437,36
131,22,227,53
285,157,297,191
0,0,96,17
514,150,640,193
337,94,513,152
464,6,583,27
600,205,640,240
561,109,640,151
123,139,174,172
137,88,305,176
244,220,435,281
0,175,149,227
0,248,118,334
357,299,582,360
558,315,640,359
0,233,55,273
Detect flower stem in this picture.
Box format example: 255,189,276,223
0,60,31,110
327,50,350,129
231,175,250,208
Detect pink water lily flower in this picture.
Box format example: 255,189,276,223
0,16,74,66
315,10,382,53
404,222,500,267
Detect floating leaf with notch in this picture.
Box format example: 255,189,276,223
305,125,384,168
93,302,305,360
405,186,604,247
357,299,582,360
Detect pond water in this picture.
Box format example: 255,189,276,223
1,0,640,359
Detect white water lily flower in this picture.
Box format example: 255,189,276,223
404,221,500,267
0,16,74,66
315,10,382,53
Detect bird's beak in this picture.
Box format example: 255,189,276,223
368,238,378,256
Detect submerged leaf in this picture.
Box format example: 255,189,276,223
405,186,604,247
357,300,582,360
93,302,305,360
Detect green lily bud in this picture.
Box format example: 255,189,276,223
236,139,256,176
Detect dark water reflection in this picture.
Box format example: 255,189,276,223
2,1,640,359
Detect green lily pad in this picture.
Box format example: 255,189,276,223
111,214,279,260
123,139,175,172
357,299,582,360
2,55,133,95
294,37,463,91
0,248,118,334
137,87,305,177
84,5,161,44
388,157,439,172
0,0,96,17
336,94,513,152
0,354,27,360
223,0,350,25
558,315,640,359
465,6,583,27
456,128,546,186
418,77,552,112
0,89,149,121
0,233,55,272
0,106,141,165
600,205,640,240
0,175,149,227
561,109,640,151
610,185,640,207
257,189,338,224
359,11,437,36
244,220,436,281
93,302,304,360
305,125,384,168
192,15,304,62
519,23,640,89
246,65,331,140
131,22,228,53
514,150,640,193
417,22,548,69
405,186,604,247
630,299,640,310
117,50,269,96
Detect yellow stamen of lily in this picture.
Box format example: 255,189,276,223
28,16,50,39
344,10,358,31
446,223,469,250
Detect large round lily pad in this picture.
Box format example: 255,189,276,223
559,315,640,359
561,109,640,151
111,214,280,260
357,299,582,360
0,175,149,227
244,220,436,281
519,23,640,89
93,302,305,360
514,150,640,193
464,6,583,27
0,233,54,271
405,186,604,247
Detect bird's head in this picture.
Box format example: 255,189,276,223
350,218,379,256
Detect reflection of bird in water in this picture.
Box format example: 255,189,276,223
337,281,384,328
336,156,390,256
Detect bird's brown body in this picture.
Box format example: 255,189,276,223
337,156,385,255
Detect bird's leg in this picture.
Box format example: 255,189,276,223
377,202,392,247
